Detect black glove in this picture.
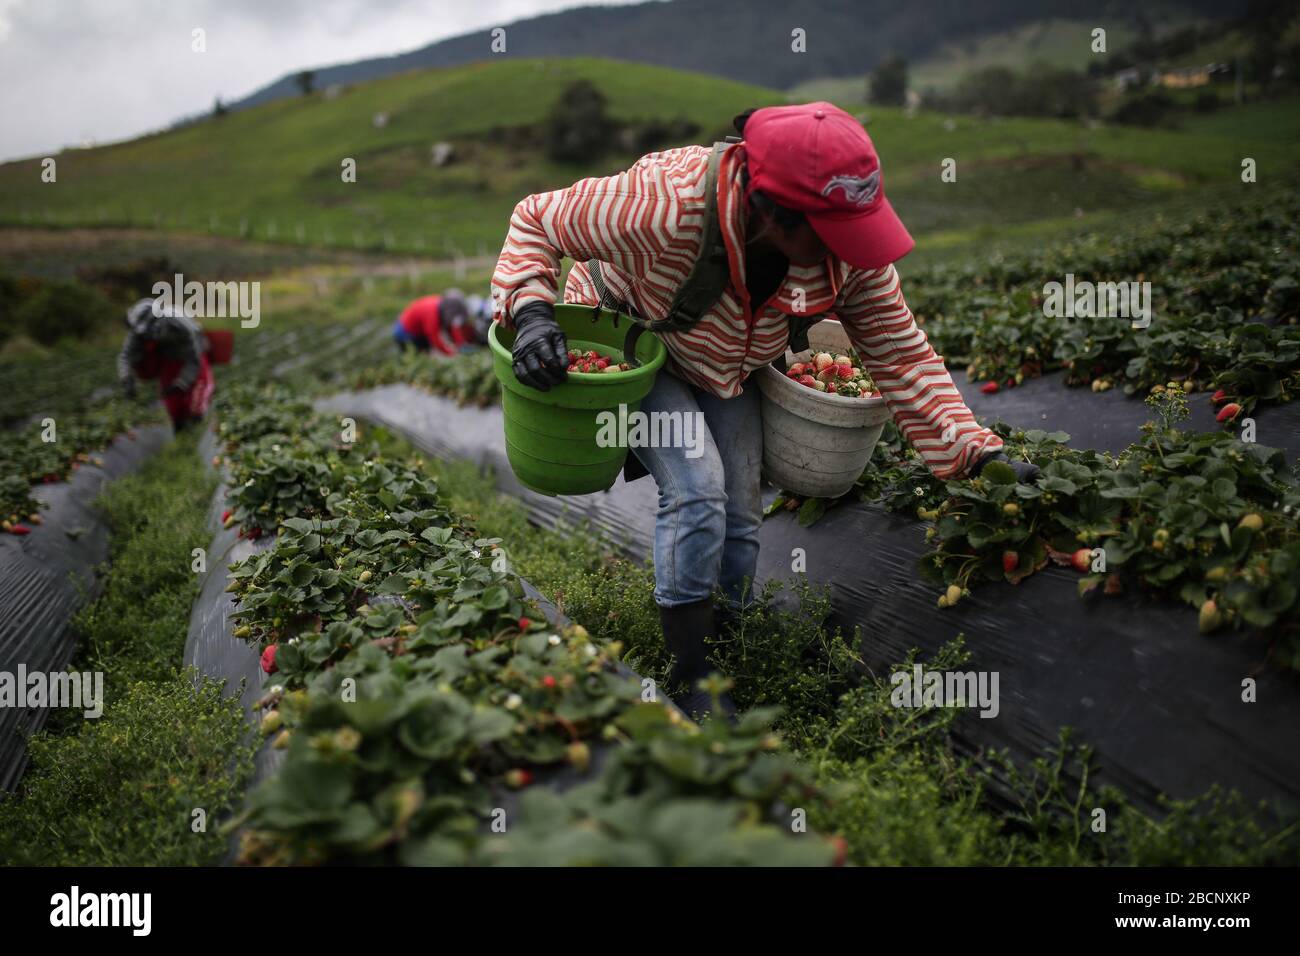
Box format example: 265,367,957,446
970,451,1041,484
164,383,186,397
510,302,568,391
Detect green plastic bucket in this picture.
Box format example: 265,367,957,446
489,305,667,496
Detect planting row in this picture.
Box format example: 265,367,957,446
771,388,1300,669
210,384,839,865
349,348,498,407
323,384,1300,862
904,189,1300,411
0,398,160,521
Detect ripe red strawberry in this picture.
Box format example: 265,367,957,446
788,362,808,377
798,374,817,388
1070,548,1092,573
541,674,557,689
1211,389,1228,404
260,644,278,674
1002,551,1019,573
221,509,232,523
835,363,855,380
1216,403,1241,423
1005,378,1015,388
830,835,848,867
980,381,1000,394
518,616,533,631
8,525,31,536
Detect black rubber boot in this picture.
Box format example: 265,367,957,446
659,598,737,723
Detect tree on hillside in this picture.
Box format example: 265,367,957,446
869,56,908,107
545,80,614,163
213,96,227,118
295,70,316,96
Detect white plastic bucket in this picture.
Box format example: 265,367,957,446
754,320,890,498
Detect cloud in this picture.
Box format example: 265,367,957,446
0,0,645,162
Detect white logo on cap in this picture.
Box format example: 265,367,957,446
822,171,880,206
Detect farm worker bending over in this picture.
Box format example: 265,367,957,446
392,289,470,355
492,102,1039,719
118,297,214,433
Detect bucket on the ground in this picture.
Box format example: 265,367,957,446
488,305,667,496
205,329,235,365
755,320,890,498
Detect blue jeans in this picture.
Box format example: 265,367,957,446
392,318,428,353
631,371,764,609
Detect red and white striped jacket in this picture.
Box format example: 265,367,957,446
492,143,1003,478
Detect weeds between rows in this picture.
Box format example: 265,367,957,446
0,433,254,866
364,426,1300,865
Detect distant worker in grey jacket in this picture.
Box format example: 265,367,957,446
118,298,214,432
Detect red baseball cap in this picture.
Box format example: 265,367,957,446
742,101,914,270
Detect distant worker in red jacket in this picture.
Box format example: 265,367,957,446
392,289,470,355
118,297,214,433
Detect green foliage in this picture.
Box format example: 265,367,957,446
220,388,830,865
411,428,1299,866
67,430,217,695
15,278,117,345
0,676,255,866
0,433,250,866
869,55,909,107
545,79,615,163
352,349,498,407
0,398,160,517
905,190,1300,408
776,414,1300,663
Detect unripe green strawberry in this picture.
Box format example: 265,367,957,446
1198,599,1222,633
1237,513,1262,532
566,741,591,773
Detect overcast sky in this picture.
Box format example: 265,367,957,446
0,0,648,162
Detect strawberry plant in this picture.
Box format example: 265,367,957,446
0,397,160,519
350,349,498,407
775,390,1300,666
215,384,834,865
905,190,1300,407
